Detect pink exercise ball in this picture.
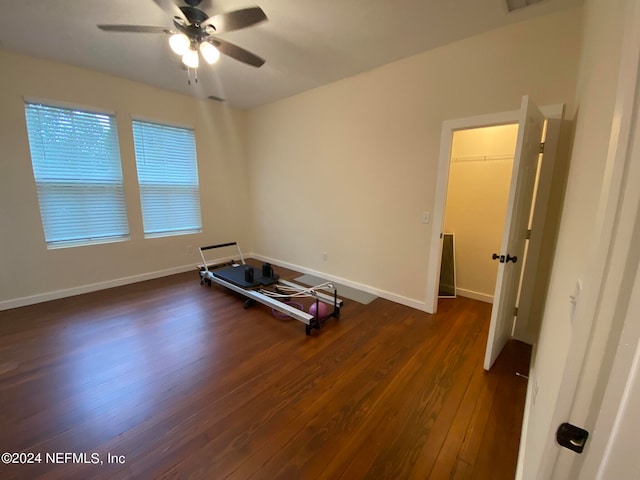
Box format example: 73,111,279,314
309,301,328,318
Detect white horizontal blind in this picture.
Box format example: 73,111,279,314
132,120,202,238
24,102,129,248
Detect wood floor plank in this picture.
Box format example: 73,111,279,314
405,321,490,478
228,309,435,479
191,303,424,479
426,354,490,479
471,341,531,480
338,301,489,480
0,268,531,480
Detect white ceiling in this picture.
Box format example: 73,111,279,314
0,0,582,109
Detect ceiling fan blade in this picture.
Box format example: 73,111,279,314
201,7,267,33
98,25,171,34
208,37,265,67
152,0,189,24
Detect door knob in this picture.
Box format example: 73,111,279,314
506,254,518,263
492,253,505,263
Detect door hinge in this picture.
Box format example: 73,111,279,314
556,423,589,453
526,229,532,240
540,142,545,154
513,306,519,317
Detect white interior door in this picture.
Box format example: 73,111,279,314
536,5,640,474
483,96,545,371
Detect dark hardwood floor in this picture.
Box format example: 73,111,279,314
0,265,531,479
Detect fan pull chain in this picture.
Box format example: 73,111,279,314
186,67,199,85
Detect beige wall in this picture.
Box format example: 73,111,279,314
520,0,627,476
0,8,584,311
445,125,518,301
247,8,582,306
0,49,251,306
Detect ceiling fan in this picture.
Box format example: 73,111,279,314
97,0,267,71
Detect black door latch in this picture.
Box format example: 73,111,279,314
556,422,589,453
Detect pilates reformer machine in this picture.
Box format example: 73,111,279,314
198,242,343,335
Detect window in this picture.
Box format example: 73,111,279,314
24,102,129,248
132,120,202,238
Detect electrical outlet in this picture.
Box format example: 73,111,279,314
322,252,328,262
422,211,430,224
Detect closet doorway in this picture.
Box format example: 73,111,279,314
442,124,519,304
426,101,564,369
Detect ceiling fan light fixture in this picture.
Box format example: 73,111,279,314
169,33,190,55
98,5,268,71
182,47,199,68
199,41,220,64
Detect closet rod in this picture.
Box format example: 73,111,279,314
451,154,514,163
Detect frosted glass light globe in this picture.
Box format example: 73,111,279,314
169,34,190,55
199,42,220,64
181,48,199,68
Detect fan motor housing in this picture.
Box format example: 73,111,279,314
179,6,209,25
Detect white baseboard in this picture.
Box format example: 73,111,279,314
0,264,198,311
456,288,494,304
1,253,431,314
251,253,430,312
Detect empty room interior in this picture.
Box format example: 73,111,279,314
2,0,640,478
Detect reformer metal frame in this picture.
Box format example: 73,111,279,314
198,242,343,335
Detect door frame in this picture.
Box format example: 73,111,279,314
535,1,640,476
425,103,564,328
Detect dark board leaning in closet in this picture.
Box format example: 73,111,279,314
439,233,456,298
